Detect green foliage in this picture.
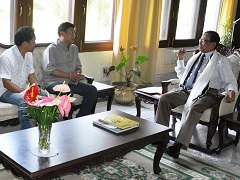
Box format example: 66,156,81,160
107,45,153,87
220,17,233,47
26,104,59,125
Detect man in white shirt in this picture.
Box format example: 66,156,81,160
155,31,237,158
0,26,45,129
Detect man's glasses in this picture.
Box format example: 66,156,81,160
199,39,210,43
66,30,76,35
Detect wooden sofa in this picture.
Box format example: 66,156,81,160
0,46,93,133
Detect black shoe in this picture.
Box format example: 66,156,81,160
165,142,182,158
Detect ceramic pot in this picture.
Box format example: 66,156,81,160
112,82,138,105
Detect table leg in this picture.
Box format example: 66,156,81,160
153,134,169,174
235,132,240,146
107,94,114,111
154,103,158,115
91,99,98,114
135,96,141,117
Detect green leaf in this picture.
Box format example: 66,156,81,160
107,66,116,75
116,62,126,71
122,54,130,61
136,56,149,64
132,67,141,77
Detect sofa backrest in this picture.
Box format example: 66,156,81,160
227,50,240,88
32,47,47,88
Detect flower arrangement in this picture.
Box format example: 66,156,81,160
107,45,153,87
22,83,75,154
22,83,75,125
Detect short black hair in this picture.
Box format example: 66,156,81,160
14,26,35,46
205,31,220,49
58,22,75,36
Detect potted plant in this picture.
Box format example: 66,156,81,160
107,45,153,104
219,17,233,48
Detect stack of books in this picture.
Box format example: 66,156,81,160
93,114,140,134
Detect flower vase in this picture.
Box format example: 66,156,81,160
38,124,52,154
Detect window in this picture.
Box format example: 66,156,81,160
159,0,222,48
79,0,114,51
159,0,171,41
85,0,114,42
203,0,222,33
175,0,200,39
0,0,115,51
32,0,74,44
0,1,14,45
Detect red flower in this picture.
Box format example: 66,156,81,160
24,84,39,103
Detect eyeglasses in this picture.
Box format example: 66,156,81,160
199,39,210,43
66,30,76,35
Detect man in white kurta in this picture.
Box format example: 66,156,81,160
155,31,237,158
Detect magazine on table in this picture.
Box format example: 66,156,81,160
93,114,140,134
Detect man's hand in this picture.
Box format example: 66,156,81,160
70,71,85,82
226,90,235,103
176,48,186,60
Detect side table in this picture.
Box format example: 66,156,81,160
92,81,115,113
215,111,240,154
134,87,161,117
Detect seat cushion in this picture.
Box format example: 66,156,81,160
0,102,18,122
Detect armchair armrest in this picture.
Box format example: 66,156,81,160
218,91,239,116
161,78,180,94
84,75,94,84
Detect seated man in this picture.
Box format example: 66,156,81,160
42,22,97,118
0,26,46,130
155,31,238,158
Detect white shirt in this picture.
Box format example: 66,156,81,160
0,45,35,96
175,51,237,92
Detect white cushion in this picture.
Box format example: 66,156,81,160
32,47,47,88
0,102,18,122
227,54,240,80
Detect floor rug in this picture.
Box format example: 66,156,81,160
0,145,239,180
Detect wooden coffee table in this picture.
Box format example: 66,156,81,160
0,110,171,179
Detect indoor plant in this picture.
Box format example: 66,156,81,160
219,17,233,48
107,45,152,104
108,45,152,87
22,83,75,154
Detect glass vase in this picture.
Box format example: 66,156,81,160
38,124,52,154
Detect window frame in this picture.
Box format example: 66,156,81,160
4,0,115,51
159,0,208,48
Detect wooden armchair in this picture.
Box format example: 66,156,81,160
161,50,240,154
